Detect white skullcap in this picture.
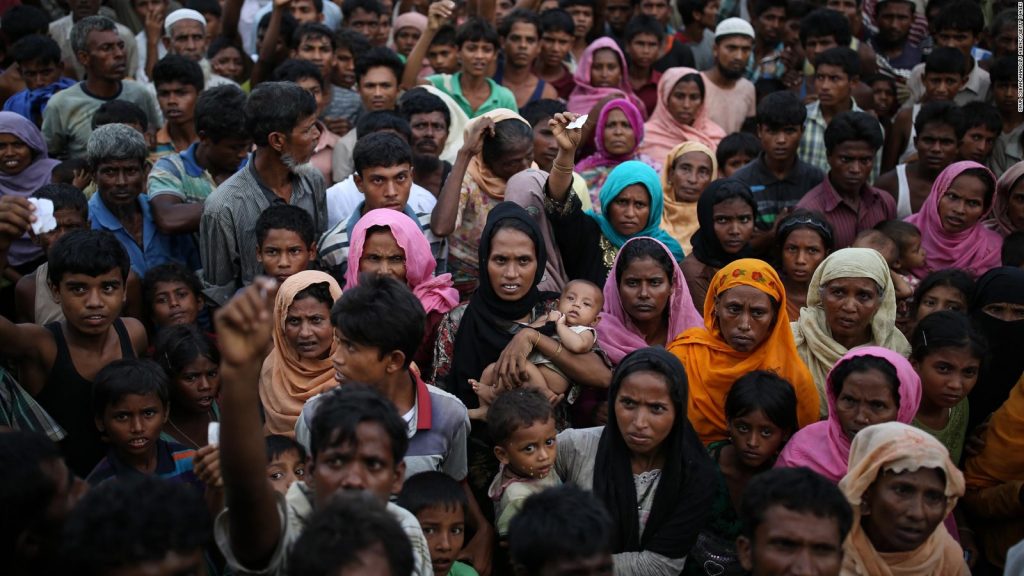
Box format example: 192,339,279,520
164,9,207,36
714,17,755,40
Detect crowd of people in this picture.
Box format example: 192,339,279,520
0,0,1023,573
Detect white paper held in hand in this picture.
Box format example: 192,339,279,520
27,198,57,235
207,422,220,446
566,114,588,130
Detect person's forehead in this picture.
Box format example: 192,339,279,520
170,19,205,36
758,505,841,542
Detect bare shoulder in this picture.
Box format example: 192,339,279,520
122,317,149,354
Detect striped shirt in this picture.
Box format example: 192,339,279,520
730,155,825,227
86,439,202,490
797,100,882,183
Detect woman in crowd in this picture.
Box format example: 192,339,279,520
258,270,342,436
792,248,911,416
986,160,1024,236
637,67,726,166
566,38,646,118
555,347,716,575
967,266,1024,429
910,269,975,323
839,422,968,576
905,161,1002,279
774,210,834,321
345,208,459,376
660,142,717,256
680,179,757,311
154,325,220,449
668,259,819,445
777,347,922,483
392,12,427,60
575,99,661,208
208,37,253,88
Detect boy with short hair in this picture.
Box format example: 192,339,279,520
957,102,1001,165
291,22,362,135
151,54,205,159
398,472,480,576
559,0,596,63
498,10,560,109
332,28,370,89
142,262,205,329
623,15,666,115
534,9,577,99
906,0,990,106
255,204,318,284
265,434,308,495
716,132,761,178
3,35,75,125
427,26,461,76
987,56,1024,176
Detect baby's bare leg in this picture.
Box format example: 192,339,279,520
468,363,498,421
519,362,568,405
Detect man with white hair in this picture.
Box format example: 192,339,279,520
138,8,238,88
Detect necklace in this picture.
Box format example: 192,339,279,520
166,412,212,449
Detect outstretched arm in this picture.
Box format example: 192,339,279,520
430,116,493,237
400,0,452,89
544,112,583,203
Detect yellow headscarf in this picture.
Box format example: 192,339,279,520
660,142,717,256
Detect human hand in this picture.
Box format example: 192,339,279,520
214,277,278,367
462,116,495,157
427,0,454,31
0,196,34,250
549,112,582,153
493,329,537,389
72,168,92,190
144,6,165,42
193,444,223,488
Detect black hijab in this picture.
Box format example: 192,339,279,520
689,179,757,269
968,266,1024,429
448,202,555,407
593,347,716,558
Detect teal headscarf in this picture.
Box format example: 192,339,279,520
588,160,686,261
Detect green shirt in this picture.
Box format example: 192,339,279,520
426,72,518,118
449,561,478,576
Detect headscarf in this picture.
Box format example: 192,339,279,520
905,161,1002,279
505,169,569,292
464,109,532,201
689,179,757,269
344,208,458,316
966,374,1024,490
637,67,726,165
777,347,922,483
566,38,646,117
575,98,647,173
393,11,427,34
259,271,343,436
419,85,469,164
0,111,60,196
792,248,911,415
597,237,702,366
594,347,716,558
986,161,1024,236
967,267,1024,429
448,202,555,406
588,161,685,261
839,422,967,576
660,142,717,256
668,259,819,444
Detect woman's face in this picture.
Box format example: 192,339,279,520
172,354,220,414
284,296,334,361
1008,177,1024,231
618,256,673,327
358,228,408,283
914,285,966,320
669,151,713,203
607,184,651,237
821,277,882,345
712,197,755,254
602,108,636,156
834,367,899,440
590,48,622,87
487,227,538,302
981,301,1024,322
781,229,828,284
861,468,947,553
210,45,245,82
489,137,534,182
667,79,703,126
0,133,33,176
938,173,989,234
714,285,776,352
614,370,676,459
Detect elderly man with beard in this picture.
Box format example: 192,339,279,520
200,82,327,305
701,18,757,134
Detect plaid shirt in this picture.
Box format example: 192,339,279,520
797,99,882,183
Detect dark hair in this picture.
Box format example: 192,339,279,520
353,131,414,175
990,55,1018,85
286,491,414,576
291,22,335,50
487,388,555,446
335,27,372,54
152,54,204,91
739,467,853,541
61,476,211,576
615,237,675,286
866,72,897,94
757,90,806,128
0,430,63,565
520,99,566,128
258,10,298,45
624,14,665,43
51,158,90,187
776,209,835,252
91,100,148,131
195,84,248,142
92,359,170,419
508,484,614,573
677,0,710,25
142,261,202,314
272,58,323,86
355,46,404,84
399,88,451,129
456,17,501,48
814,46,860,78
824,110,883,153
397,471,469,516
153,324,220,381
245,81,318,147
726,371,799,434
187,0,223,16
1002,230,1024,267
10,34,62,67
989,8,1017,46
914,100,966,140
330,275,425,369
716,132,762,166
539,8,576,36
752,0,786,18
499,9,542,38
675,72,706,100
342,0,385,20
961,102,1002,135
266,433,308,462
255,204,317,248
924,46,966,77
875,0,915,14
873,219,920,253
910,310,987,363
309,383,408,462
431,25,457,47
294,281,335,308
48,230,130,286
910,268,976,318
1,5,49,43
482,118,534,170
830,354,900,406
355,111,413,142
933,0,983,35
33,183,88,216
799,8,851,47
413,153,446,184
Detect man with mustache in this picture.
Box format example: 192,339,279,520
701,18,757,134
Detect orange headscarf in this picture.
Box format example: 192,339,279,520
465,108,532,200
667,259,819,445
259,271,343,436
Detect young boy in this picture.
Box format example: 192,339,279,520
333,28,370,89
623,15,666,116
426,26,461,76
716,132,761,178
151,54,205,160
255,205,317,284
498,10,559,109
559,0,596,64
265,434,308,495
534,9,577,99
142,262,204,330
957,102,1001,165
398,471,480,576
907,0,990,106
3,35,75,126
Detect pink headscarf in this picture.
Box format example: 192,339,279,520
345,208,459,316
575,98,648,173
775,346,923,483
393,11,427,33
597,237,703,366
566,38,646,117
905,161,1002,279
637,67,726,167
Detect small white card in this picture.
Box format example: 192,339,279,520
566,114,589,129
27,198,57,235
207,422,220,446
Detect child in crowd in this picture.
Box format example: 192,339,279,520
265,434,308,495
685,371,798,576
957,102,1001,166
910,310,986,464
398,471,480,576
715,132,761,179
875,220,926,332
424,26,460,76
154,325,221,448
3,34,74,126
50,157,91,189
142,262,205,331
866,74,898,129
485,389,560,540
910,269,976,324
1003,230,1024,267
151,55,205,160
471,279,603,414
255,205,318,284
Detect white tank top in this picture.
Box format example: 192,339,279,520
896,164,913,219
899,104,922,164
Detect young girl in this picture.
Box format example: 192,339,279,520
685,371,798,576
154,325,220,449
910,310,986,464
775,210,834,321
911,269,976,322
